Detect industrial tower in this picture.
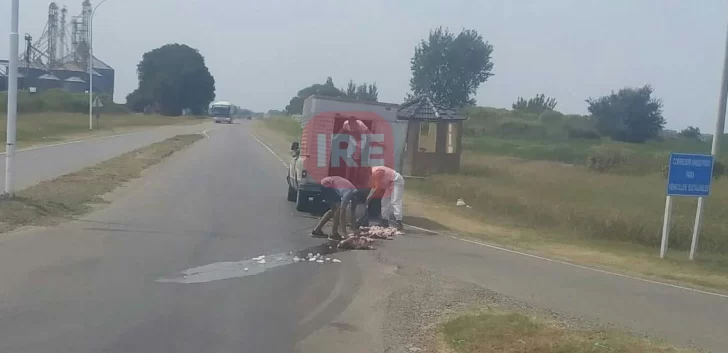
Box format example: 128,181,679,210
3,0,115,96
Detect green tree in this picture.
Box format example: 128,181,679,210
284,77,345,114
127,44,216,116
586,85,665,143
125,89,152,113
285,96,304,115
345,80,357,98
342,80,378,102
409,27,494,107
679,126,701,139
512,94,557,113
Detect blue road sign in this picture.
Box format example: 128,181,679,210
666,153,714,197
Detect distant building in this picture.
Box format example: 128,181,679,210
0,1,115,97
0,55,114,96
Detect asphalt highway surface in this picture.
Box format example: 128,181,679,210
0,121,725,352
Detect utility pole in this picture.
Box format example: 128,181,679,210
88,0,110,130
712,26,728,159
5,0,20,197
689,23,728,260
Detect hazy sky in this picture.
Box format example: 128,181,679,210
2,0,727,131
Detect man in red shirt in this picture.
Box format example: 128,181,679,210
338,116,370,184
311,176,361,240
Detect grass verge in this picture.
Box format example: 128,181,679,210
403,191,728,292
404,152,728,292
439,310,692,353
259,115,302,141
0,134,204,233
0,112,203,149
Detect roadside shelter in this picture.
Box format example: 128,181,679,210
397,96,467,176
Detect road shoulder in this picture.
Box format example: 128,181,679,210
0,134,204,234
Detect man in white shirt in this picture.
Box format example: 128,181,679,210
365,166,405,231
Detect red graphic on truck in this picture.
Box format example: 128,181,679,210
301,111,395,194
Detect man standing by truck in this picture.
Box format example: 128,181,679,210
365,166,405,231
338,116,370,183
338,116,376,226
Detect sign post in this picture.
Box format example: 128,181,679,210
93,96,103,127
662,153,714,259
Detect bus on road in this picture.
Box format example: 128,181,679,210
210,101,234,124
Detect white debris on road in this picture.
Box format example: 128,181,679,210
359,226,404,239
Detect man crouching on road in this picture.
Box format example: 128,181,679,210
311,176,361,241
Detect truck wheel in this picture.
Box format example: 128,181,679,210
295,190,310,212
287,185,297,202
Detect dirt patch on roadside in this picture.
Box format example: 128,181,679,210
374,253,692,353
0,134,204,233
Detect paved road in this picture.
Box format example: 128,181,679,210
0,122,215,191
0,122,360,352
0,121,725,352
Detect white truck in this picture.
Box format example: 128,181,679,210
286,95,407,213
210,101,234,124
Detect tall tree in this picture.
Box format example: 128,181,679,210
285,96,304,115
345,80,357,98
284,78,345,114
586,85,665,143
512,94,557,113
367,83,378,102
126,44,215,115
409,27,494,107
343,80,378,101
355,84,368,100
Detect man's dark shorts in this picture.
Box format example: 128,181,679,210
356,188,371,204
322,187,365,207
321,187,341,207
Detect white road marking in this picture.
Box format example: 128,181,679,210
200,129,210,138
404,224,728,300
250,132,288,168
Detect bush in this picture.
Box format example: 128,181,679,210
567,126,601,140
538,110,563,125
0,89,128,114
494,119,546,138
586,146,633,173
